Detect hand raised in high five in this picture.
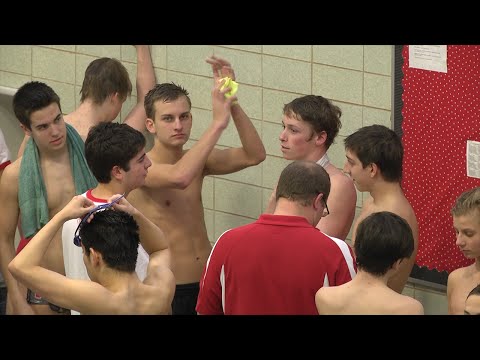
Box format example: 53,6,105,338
206,55,236,82
211,76,237,130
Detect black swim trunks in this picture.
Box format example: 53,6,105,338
171,282,200,315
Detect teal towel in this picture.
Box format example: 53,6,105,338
19,123,98,239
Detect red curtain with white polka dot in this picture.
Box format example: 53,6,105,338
402,45,480,273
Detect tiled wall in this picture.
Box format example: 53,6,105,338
404,282,447,315
0,45,448,314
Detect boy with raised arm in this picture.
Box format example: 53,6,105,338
128,55,266,314
17,45,156,156
9,195,174,315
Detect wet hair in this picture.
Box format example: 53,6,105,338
144,82,191,120
85,122,146,183
451,187,480,220
13,81,61,130
283,95,342,149
80,57,132,104
354,211,414,276
79,209,139,272
276,160,331,206
344,124,403,182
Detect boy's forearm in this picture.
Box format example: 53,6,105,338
135,45,156,99
231,103,266,163
132,210,168,254
170,123,225,188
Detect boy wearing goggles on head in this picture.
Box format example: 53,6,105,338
9,194,174,315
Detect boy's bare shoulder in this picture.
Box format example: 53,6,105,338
2,158,21,181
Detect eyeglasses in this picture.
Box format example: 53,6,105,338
73,194,125,247
322,197,330,217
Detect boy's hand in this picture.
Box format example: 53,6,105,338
61,195,96,220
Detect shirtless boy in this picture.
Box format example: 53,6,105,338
0,81,96,314
127,55,266,314
17,45,155,155
447,187,480,314
343,124,418,293
265,95,356,240
9,194,174,315
316,211,424,315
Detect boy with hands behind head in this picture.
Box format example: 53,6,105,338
9,194,175,315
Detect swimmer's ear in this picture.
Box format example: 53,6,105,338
146,117,155,134
20,123,32,136
369,163,379,178
111,165,123,181
89,248,103,267
392,258,404,272
314,130,327,147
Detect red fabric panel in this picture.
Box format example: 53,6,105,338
402,45,480,272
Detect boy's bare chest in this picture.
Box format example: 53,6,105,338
41,162,76,215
